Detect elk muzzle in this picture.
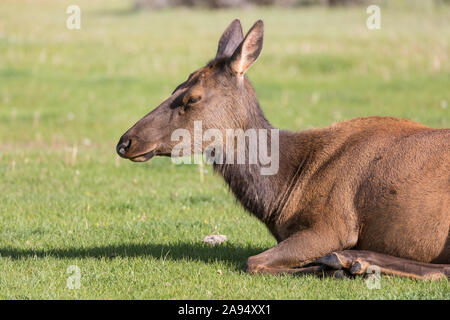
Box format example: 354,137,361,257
116,133,157,162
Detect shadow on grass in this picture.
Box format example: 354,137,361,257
0,242,267,271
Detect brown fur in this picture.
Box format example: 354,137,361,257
117,20,449,278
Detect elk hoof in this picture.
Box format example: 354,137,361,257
317,253,344,269
350,260,369,275
350,261,363,274
332,269,350,279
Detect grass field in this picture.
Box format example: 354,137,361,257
0,0,449,299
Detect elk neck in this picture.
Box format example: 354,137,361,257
213,80,314,229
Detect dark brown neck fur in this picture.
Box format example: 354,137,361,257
213,79,311,230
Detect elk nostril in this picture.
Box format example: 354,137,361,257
117,139,131,157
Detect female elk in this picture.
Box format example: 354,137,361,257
117,20,449,279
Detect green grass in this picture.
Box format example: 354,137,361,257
0,0,449,299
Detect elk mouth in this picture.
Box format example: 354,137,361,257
129,150,156,162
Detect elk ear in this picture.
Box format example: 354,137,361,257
230,20,264,76
216,19,244,59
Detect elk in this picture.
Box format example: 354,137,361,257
117,19,450,279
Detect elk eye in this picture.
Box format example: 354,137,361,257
187,96,201,105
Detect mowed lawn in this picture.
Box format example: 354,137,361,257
0,0,449,299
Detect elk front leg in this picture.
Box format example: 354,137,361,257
246,228,350,275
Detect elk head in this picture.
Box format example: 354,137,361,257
116,19,265,162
